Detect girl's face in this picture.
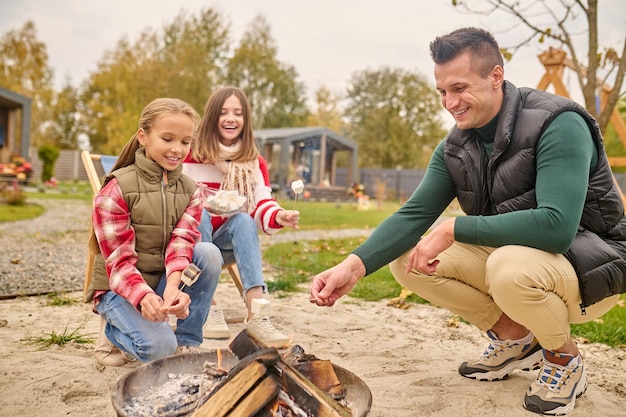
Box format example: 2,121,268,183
138,113,194,171
218,94,244,146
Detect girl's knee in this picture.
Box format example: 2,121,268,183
135,329,177,362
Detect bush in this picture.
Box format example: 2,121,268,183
37,145,60,182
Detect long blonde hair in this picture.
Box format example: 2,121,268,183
89,97,200,254
192,86,259,163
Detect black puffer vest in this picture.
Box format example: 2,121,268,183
444,81,626,311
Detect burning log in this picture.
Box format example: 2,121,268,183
228,329,352,417
284,345,345,401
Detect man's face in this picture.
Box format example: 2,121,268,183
434,51,504,130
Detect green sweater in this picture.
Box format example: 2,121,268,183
353,111,597,276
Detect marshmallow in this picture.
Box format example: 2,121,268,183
291,180,304,194
251,298,271,316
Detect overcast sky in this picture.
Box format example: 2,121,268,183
1,0,624,117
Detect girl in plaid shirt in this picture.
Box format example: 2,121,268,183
90,98,222,366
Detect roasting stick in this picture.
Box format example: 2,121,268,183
268,296,323,307
162,263,201,310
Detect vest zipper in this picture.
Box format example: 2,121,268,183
161,170,168,255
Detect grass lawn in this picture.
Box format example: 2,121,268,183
3,180,624,347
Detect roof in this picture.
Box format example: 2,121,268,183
0,87,31,109
254,127,357,152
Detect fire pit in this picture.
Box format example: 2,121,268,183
112,331,372,417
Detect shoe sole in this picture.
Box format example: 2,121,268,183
203,331,231,339
460,348,543,381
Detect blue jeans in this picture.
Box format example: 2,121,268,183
95,242,222,362
199,210,266,295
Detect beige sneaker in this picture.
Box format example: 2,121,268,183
203,306,230,339
94,317,127,367
175,345,204,355
244,315,290,348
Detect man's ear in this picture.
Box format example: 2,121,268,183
491,65,504,89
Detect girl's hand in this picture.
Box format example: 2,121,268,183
139,293,169,322
161,279,191,320
277,209,300,229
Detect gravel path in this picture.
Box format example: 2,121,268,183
0,199,373,298
0,199,93,298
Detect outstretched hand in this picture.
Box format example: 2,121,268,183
277,209,300,229
310,254,366,307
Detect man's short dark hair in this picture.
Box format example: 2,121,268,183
430,27,504,78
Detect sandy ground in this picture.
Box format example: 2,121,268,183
1,278,625,417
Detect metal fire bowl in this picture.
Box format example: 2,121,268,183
112,349,372,417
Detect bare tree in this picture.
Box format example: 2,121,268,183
453,0,625,134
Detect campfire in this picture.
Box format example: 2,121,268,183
112,329,372,417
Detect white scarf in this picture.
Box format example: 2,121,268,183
214,141,257,213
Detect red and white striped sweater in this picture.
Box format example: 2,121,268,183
183,154,284,235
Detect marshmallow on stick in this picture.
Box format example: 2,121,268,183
291,179,304,209
163,263,201,310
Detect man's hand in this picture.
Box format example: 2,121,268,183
310,254,366,307
406,217,456,274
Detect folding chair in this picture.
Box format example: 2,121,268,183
80,150,243,302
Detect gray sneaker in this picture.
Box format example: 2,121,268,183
458,330,543,381
523,351,587,415
244,316,290,348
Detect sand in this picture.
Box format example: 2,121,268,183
1,278,625,417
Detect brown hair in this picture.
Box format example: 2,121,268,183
103,97,200,187
192,86,259,163
429,27,504,78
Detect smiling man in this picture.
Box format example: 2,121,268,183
310,27,626,415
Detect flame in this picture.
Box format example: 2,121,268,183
216,348,223,368
271,400,279,416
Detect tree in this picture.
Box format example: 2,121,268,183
0,20,55,149
44,79,86,149
453,0,625,134
81,8,231,154
307,86,346,134
225,15,309,129
344,67,447,169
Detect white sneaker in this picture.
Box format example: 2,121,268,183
244,315,290,348
203,306,230,339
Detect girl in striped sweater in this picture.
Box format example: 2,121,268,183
183,86,299,347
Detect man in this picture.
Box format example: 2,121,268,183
310,27,625,415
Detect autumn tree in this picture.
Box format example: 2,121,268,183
0,20,55,149
44,79,86,149
307,86,346,134
81,8,230,154
453,0,625,135
225,15,309,129
344,67,447,169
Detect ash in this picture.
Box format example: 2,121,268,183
123,372,223,417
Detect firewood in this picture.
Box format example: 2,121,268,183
191,359,268,417
228,374,280,416
230,329,352,417
293,359,345,400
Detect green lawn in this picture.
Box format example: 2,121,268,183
3,181,625,347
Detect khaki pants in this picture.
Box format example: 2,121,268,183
389,243,619,350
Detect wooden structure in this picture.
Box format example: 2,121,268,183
0,87,31,164
536,47,626,165
255,127,358,190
